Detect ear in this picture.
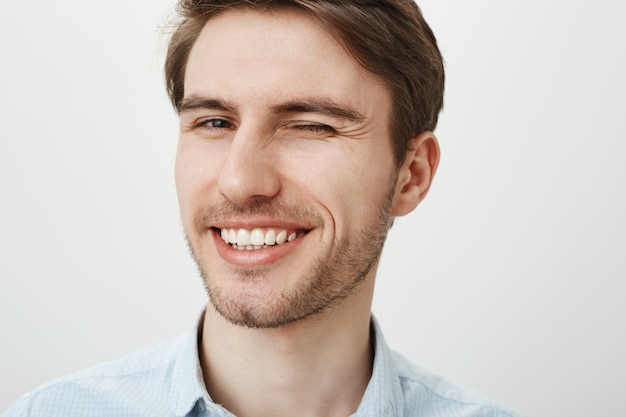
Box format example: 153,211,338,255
391,131,440,216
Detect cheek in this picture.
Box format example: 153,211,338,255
174,144,217,221
336,155,396,220
174,157,193,232
286,146,392,223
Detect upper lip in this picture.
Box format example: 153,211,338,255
211,218,315,230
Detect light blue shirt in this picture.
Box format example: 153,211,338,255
3,316,523,417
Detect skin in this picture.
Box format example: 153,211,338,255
175,7,439,417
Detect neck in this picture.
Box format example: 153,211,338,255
199,279,375,417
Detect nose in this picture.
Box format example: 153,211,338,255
217,127,281,206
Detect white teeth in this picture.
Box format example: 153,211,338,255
275,230,288,245
264,229,276,245
236,229,250,246
220,228,302,249
250,228,265,246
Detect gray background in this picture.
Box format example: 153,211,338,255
1,0,625,416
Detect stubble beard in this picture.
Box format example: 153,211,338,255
185,177,397,329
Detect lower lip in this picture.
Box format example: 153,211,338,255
212,229,307,267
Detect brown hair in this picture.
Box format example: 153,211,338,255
165,0,444,166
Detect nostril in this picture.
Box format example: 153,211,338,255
217,145,281,203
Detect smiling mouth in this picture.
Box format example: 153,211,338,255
217,227,307,250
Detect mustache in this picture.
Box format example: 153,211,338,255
193,198,323,232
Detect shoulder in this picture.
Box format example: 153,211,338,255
2,334,187,417
391,352,524,417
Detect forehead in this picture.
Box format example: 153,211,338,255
184,7,391,113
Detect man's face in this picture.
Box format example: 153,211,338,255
176,8,402,328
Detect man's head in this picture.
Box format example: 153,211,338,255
166,0,444,167
168,1,443,329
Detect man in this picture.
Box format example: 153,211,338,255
3,1,522,416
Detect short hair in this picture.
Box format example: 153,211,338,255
165,0,444,167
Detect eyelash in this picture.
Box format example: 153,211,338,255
294,124,336,134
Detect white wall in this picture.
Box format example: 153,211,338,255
1,1,624,416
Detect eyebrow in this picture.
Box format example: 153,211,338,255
271,99,366,122
179,95,366,122
179,96,235,113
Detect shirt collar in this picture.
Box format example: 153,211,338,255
168,312,211,416
351,317,405,417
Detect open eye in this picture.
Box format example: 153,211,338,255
195,118,235,130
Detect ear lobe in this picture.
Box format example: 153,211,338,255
391,131,440,216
